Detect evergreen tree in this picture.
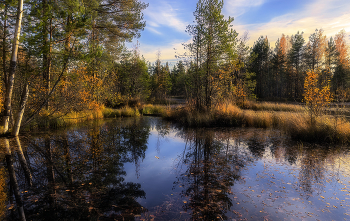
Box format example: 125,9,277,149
272,34,289,98
186,0,237,110
249,36,270,99
288,31,305,99
304,29,326,71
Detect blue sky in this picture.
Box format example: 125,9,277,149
130,0,350,65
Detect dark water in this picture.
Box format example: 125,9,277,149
1,117,350,220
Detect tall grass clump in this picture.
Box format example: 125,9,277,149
120,106,140,117
163,103,243,127
142,104,167,115
102,107,122,118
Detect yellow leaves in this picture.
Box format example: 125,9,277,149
334,30,349,66
304,69,333,118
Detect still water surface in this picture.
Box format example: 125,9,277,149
1,117,350,220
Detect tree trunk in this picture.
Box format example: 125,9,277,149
12,83,29,136
3,0,24,133
42,0,52,110
2,5,8,87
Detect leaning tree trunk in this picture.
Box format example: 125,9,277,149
3,0,24,133
12,83,29,136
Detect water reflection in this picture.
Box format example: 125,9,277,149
0,118,350,220
0,165,6,220
175,129,250,220
1,119,150,220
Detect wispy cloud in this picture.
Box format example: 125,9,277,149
225,0,267,17
144,1,188,34
139,39,190,65
146,26,163,35
233,0,350,46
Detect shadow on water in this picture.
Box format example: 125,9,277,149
0,117,350,220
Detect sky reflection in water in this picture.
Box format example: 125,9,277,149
1,117,350,220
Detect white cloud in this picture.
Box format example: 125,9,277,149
144,1,188,34
232,0,350,47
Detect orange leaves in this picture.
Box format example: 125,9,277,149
304,69,332,119
335,30,349,67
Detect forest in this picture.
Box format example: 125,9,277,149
1,0,350,142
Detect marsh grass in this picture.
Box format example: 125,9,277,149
142,104,167,115
164,103,350,144
27,105,152,131
103,106,141,118
28,108,105,130
28,106,141,131
242,100,306,112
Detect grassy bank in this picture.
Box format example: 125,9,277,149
163,103,350,144
27,109,105,130
25,105,167,131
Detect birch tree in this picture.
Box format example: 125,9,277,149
2,0,24,133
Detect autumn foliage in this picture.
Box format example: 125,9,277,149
304,69,332,124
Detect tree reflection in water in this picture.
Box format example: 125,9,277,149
174,129,253,220
0,118,151,220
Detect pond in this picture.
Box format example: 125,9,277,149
1,117,350,220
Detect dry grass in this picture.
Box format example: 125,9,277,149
30,108,105,130
164,102,350,144
142,104,167,115
242,100,306,112
103,107,141,118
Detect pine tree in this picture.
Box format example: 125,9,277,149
249,36,270,99
186,0,237,110
288,31,305,99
